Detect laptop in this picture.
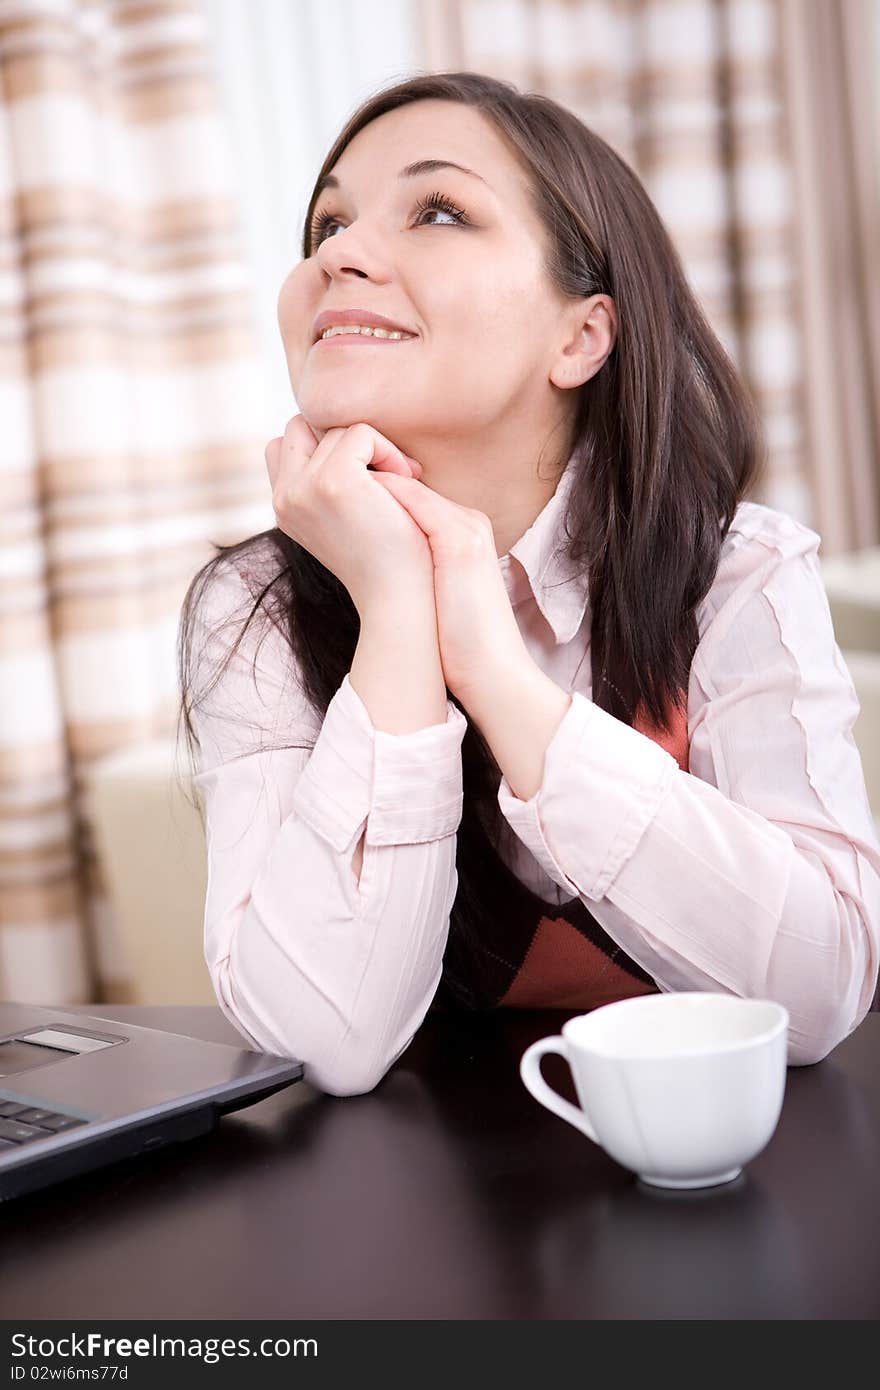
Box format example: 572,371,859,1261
0,1001,304,1203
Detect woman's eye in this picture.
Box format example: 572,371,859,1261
310,192,468,250
311,215,343,246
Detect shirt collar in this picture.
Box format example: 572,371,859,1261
498,453,589,645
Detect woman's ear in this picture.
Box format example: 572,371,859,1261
550,294,617,390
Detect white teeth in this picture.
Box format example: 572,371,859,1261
320,324,413,340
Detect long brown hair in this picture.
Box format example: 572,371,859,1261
177,71,763,1009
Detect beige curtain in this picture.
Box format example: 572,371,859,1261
0,1,270,1005
778,0,880,555
419,0,878,539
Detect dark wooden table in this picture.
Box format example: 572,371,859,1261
2,1005,878,1319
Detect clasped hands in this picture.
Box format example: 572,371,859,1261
267,414,572,796
368,463,531,709
269,413,535,711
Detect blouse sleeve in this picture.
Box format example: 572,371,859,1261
186,560,468,1095
496,518,880,1064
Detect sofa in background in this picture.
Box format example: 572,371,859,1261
83,740,213,1005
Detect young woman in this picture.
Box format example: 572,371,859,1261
177,71,880,1096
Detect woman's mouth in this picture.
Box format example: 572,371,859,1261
314,326,418,348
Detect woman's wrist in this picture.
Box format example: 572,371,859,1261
355,576,437,631
352,589,449,734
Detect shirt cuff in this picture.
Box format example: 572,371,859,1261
292,672,467,853
497,690,678,900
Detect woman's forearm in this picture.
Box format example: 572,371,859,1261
350,594,449,734
349,593,450,884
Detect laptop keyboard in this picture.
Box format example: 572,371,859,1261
0,1100,87,1148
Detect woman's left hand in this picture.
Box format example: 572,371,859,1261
369,470,532,706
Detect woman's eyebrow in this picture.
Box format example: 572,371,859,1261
315,159,492,198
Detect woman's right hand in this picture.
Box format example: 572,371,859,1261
265,415,436,619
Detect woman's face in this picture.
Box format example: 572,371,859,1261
277,99,580,455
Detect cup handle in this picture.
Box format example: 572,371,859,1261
520,1036,600,1145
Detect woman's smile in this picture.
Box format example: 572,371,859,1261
313,331,418,348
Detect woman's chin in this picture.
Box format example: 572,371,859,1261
295,399,408,440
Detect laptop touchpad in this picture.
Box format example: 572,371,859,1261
0,1037,78,1075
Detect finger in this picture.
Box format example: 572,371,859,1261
305,424,347,470
352,425,421,479
289,416,354,480
264,436,283,491
284,413,322,459
369,471,423,508
268,415,328,496
368,473,427,533
289,420,421,480
371,473,489,553
368,455,421,479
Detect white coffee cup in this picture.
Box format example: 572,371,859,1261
520,992,789,1189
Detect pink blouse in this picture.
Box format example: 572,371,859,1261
189,463,880,1094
